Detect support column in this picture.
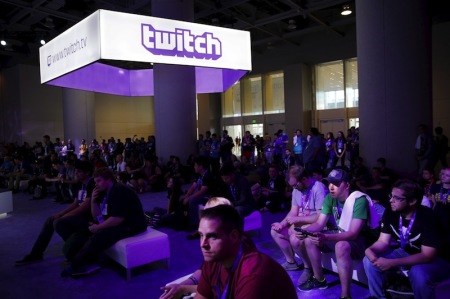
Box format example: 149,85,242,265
152,0,196,164
62,89,96,155
284,64,312,136
357,0,431,178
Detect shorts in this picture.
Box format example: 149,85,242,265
320,231,366,260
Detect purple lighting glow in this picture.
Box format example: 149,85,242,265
46,62,246,96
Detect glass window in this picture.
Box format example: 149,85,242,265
264,72,285,114
349,118,359,129
345,59,359,108
222,82,241,117
242,76,263,116
315,61,345,110
244,123,264,137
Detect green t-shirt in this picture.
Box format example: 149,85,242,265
321,193,369,227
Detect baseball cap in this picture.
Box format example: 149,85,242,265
325,168,351,185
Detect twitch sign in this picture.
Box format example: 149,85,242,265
141,24,222,60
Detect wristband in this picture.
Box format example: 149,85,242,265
189,276,198,285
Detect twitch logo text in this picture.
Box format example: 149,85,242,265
141,24,222,60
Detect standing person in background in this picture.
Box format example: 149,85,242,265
293,129,307,166
220,130,234,163
415,124,434,178
333,131,347,168
209,133,221,177
263,133,273,164
303,128,325,173
324,132,335,169
434,126,449,168
78,139,88,159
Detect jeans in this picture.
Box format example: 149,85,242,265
363,248,450,299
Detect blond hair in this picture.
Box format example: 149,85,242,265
205,197,232,209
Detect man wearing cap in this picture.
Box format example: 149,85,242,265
295,168,379,299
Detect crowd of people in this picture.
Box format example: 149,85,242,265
2,125,450,298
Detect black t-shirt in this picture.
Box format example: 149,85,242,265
380,205,441,255
194,170,217,196
428,183,450,260
105,183,147,234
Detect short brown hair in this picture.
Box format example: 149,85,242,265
93,167,115,181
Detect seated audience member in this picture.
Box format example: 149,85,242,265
181,156,216,235
6,155,32,193
252,164,286,212
126,156,144,190
155,176,186,230
15,161,95,266
427,167,450,254
283,149,296,176
114,154,127,174
159,197,232,299
139,156,164,192
295,168,379,298
428,167,450,208
376,157,396,188
218,161,256,218
61,167,147,277
271,166,328,272
363,179,450,299
419,167,435,196
59,159,81,204
356,167,389,206
195,205,298,299
0,155,15,187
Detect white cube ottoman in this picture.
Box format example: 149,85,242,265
104,227,170,280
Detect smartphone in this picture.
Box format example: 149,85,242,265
294,227,317,237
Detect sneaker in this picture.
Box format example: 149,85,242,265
15,254,43,266
281,261,300,271
71,264,101,278
297,276,328,292
297,267,313,284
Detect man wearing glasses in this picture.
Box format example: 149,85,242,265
363,179,450,299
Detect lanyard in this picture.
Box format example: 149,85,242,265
230,185,236,201
100,183,114,215
399,211,416,249
300,181,315,212
334,199,343,220
197,171,207,191
215,245,243,299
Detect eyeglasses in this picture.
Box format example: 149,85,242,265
388,193,408,202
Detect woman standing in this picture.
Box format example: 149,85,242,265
332,131,347,167
324,132,335,169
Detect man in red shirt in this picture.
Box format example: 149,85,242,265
195,205,297,299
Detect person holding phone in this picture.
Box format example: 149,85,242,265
295,168,379,299
270,165,328,272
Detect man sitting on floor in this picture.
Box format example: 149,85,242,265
195,204,298,299
363,179,450,299
295,168,379,299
